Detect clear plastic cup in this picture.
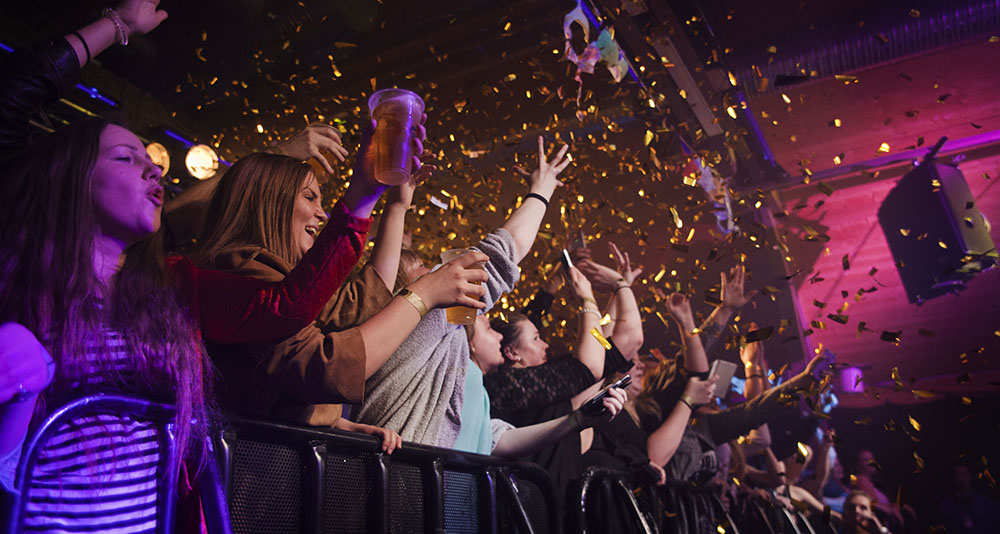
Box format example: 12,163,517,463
440,248,487,325
368,88,425,186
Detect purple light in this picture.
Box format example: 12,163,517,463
839,366,864,393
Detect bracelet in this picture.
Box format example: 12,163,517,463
679,395,695,410
397,288,429,318
580,307,601,318
70,31,91,64
746,373,767,380
101,8,130,46
614,284,632,294
523,193,549,208
581,296,598,306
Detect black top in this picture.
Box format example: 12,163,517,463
485,355,594,498
0,38,81,167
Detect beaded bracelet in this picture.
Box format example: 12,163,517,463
102,8,130,46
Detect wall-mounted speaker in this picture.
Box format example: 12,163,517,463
878,161,996,304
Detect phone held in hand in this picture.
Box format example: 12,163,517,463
561,248,574,270
580,374,631,416
708,359,738,398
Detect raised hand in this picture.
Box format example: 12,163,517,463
408,252,490,310
514,136,570,201
664,293,695,329
115,0,169,35
610,243,642,285
0,322,54,403
577,259,622,293
567,265,595,303
682,375,718,406
276,124,350,175
721,265,757,310
386,152,435,209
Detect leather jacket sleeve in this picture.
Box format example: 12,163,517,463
0,38,81,165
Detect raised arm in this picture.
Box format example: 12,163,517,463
646,375,716,466
492,387,626,458
567,267,605,380
696,265,757,356
368,162,432,291
665,293,708,373
740,324,770,400
500,136,570,263
577,242,643,356
0,0,166,162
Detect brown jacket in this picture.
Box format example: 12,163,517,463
206,246,392,426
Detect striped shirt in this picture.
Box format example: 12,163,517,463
22,330,161,534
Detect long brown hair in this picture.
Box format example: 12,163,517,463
195,152,313,267
0,117,212,471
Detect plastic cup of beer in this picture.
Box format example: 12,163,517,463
440,248,487,325
368,88,425,186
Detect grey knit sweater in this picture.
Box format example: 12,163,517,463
355,229,519,448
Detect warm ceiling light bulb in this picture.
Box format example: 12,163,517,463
146,142,170,175
185,144,219,180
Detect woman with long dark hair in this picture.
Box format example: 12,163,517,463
0,113,214,532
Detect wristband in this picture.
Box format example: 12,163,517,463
679,395,696,410
581,296,598,306
568,410,583,430
580,307,601,318
70,31,91,64
523,192,549,208
101,8,130,46
614,284,632,294
746,373,767,380
398,288,429,318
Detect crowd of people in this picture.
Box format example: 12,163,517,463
1,2,997,534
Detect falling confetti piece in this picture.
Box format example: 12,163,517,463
881,331,901,344
842,254,850,270
909,416,921,431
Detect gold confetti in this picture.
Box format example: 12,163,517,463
781,93,791,104
908,416,921,431
878,142,890,153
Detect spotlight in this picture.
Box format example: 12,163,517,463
185,144,219,180
145,142,170,175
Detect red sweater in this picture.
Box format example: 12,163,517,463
167,201,373,344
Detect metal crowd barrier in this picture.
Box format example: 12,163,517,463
214,414,562,534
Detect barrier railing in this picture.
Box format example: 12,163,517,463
215,414,562,534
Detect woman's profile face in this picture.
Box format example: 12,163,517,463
292,173,327,258
90,125,164,246
471,315,505,373
510,319,548,367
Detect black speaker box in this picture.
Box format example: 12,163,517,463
878,162,997,304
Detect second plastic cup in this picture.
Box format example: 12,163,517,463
368,88,425,186
440,248,487,325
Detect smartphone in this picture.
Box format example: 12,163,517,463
709,360,738,398
580,374,631,415
560,248,574,270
